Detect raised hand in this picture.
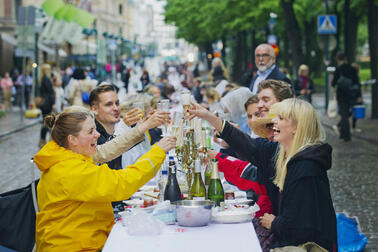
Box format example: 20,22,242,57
156,136,177,152
122,108,141,126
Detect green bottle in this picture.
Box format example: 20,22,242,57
191,159,206,200
207,159,224,206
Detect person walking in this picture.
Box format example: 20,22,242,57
24,72,33,109
0,72,14,111
331,52,359,142
249,44,292,94
68,68,96,109
38,64,55,148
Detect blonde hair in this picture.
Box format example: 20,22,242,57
205,87,221,102
39,64,51,84
298,64,309,76
270,98,325,190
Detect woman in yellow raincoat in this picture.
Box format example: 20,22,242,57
34,106,176,252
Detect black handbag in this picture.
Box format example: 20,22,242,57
252,217,275,252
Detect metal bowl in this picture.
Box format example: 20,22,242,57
173,200,214,227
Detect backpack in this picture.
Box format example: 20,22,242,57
336,75,359,101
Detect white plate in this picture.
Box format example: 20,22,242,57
212,210,252,224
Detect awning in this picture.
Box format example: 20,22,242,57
0,33,17,46
1,32,67,57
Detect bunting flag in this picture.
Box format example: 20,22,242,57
41,0,95,46
73,8,95,28
41,0,64,16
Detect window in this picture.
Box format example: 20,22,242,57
119,4,123,15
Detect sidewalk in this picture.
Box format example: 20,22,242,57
0,107,41,138
312,91,378,145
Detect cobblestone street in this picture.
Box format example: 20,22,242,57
0,110,377,250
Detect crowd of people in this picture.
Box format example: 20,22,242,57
1,42,366,251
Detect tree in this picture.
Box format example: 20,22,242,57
280,0,304,73
367,0,378,118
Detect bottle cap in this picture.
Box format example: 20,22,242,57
169,156,174,161
162,170,168,175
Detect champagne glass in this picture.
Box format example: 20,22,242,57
133,102,145,121
162,100,171,135
181,90,191,118
157,102,168,135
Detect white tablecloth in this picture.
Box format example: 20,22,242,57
103,221,262,252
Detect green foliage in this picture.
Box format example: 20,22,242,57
359,68,371,82
164,0,282,46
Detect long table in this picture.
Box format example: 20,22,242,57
103,220,262,252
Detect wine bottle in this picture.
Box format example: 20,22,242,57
191,159,206,200
207,159,224,206
164,156,182,202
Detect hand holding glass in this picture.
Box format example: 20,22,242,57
133,102,145,121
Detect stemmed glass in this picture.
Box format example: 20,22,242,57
181,90,191,128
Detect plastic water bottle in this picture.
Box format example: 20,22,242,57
158,160,168,202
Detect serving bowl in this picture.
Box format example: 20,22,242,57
173,200,214,227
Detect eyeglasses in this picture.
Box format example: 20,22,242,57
255,54,271,59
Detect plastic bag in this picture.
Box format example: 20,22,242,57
328,96,337,118
81,91,90,104
337,213,367,252
122,211,164,236
152,201,176,225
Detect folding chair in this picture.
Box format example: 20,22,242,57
0,159,39,252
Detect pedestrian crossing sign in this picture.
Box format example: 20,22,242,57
318,15,337,34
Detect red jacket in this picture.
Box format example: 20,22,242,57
216,153,272,217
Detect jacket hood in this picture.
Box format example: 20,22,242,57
290,143,332,171
34,141,91,172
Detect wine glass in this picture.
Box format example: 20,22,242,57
133,102,145,121
157,102,167,135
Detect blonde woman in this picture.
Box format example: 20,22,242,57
189,98,337,251
209,57,230,82
293,64,315,103
205,87,222,113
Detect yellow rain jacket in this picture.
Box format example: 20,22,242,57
34,141,166,252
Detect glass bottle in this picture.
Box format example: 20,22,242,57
207,159,224,206
158,169,168,202
204,162,212,187
191,159,206,200
164,156,182,202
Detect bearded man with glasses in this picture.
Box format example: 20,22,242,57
249,43,292,94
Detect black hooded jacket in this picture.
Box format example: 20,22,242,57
271,144,337,251
95,120,122,170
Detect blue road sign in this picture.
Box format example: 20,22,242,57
267,35,277,45
318,15,337,35
108,40,118,51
